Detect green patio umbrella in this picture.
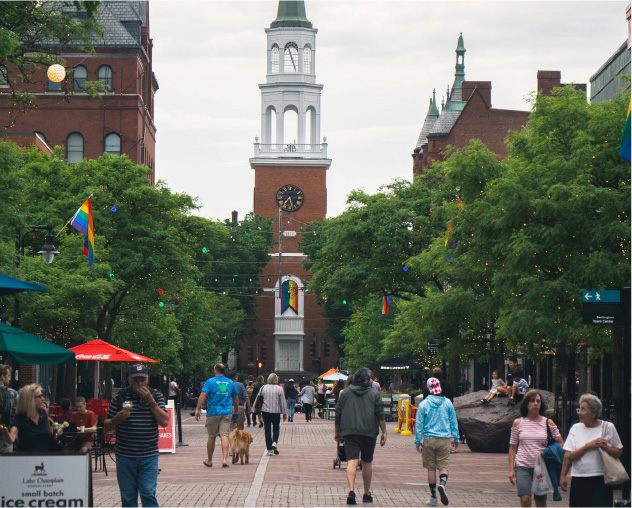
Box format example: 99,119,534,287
0,322,75,365
0,273,46,296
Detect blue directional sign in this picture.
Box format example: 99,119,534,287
582,290,620,303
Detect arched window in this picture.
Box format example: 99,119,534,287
0,66,7,86
97,65,112,90
35,132,46,143
303,45,312,74
284,42,298,73
104,133,121,156
271,45,279,73
66,133,84,163
73,65,87,91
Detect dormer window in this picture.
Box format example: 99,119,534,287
284,42,298,73
271,45,279,73
303,45,312,74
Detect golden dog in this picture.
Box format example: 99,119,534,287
229,428,253,464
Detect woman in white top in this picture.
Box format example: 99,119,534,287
257,373,287,456
559,393,623,507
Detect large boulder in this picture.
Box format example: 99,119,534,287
453,390,555,453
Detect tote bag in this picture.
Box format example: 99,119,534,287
599,422,629,486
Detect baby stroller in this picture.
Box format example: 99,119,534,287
333,440,362,469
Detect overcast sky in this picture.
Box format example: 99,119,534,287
149,0,629,222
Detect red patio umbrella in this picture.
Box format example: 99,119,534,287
69,339,159,363
69,339,158,398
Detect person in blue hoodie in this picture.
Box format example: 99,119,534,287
414,377,459,507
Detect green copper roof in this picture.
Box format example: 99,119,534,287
456,32,466,53
270,1,313,28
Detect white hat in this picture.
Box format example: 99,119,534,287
427,377,442,395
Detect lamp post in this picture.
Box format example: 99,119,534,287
14,224,59,327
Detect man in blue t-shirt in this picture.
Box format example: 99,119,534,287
195,363,239,467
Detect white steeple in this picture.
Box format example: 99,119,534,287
252,1,329,162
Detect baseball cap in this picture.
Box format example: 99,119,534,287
427,377,442,395
129,364,148,378
289,379,294,382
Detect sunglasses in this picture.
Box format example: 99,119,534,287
34,394,44,399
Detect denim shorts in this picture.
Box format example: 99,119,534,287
515,466,547,501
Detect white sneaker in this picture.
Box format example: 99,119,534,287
267,450,273,456
437,485,449,506
426,497,438,506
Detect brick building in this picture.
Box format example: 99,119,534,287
412,35,583,178
234,1,337,379
0,1,157,183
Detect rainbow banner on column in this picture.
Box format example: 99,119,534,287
282,280,298,314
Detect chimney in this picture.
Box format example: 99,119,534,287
461,81,492,107
537,71,561,96
231,210,238,223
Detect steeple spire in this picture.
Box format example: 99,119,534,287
427,89,439,116
453,32,466,91
270,1,313,28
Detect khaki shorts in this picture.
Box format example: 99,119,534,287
206,414,232,438
422,438,452,470
65,440,94,452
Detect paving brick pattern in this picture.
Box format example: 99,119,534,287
92,412,574,507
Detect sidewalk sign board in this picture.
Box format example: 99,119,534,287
0,452,91,506
159,400,176,453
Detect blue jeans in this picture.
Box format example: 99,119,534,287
116,455,159,507
287,398,296,419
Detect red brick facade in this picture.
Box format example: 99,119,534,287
413,71,568,177
0,4,157,183
236,162,337,377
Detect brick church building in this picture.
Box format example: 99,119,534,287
234,1,338,379
0,1,157,183
412,34,581,177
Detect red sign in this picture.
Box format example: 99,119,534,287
158,405,175,453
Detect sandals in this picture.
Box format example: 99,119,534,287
203,460,212,467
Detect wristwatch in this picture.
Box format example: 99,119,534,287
147,400,157,408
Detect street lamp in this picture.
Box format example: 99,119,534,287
14,224,59,327
16,225,59,265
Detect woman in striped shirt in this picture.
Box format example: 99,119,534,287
508,390,564,507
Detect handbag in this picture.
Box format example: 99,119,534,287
254,388,264,413
598,421,630,485
546,418,555,447
531,454,554,496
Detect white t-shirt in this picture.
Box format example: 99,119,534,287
563,421,623,477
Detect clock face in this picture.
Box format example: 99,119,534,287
276,184,304,211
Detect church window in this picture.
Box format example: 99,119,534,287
271,45,279,73
303,45,312,73
284,42,298,72
0,66,7,86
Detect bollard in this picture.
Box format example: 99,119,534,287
175,400,188,447
394,398,402,433
401,400,413,435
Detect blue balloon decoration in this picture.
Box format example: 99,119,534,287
111,206,117,212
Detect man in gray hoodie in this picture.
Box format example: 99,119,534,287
335,367,387,505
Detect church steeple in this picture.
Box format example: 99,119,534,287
270,1,313,28
453,32,466,91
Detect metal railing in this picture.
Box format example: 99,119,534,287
253,143,327,158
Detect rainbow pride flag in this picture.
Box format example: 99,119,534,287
620,99,631,162
282,280,298,314
381,295,393,315
71,197,95,266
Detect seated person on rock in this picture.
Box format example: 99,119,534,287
481,370,504,405
65,396,97,452
507,371,529,406
496,357,519,398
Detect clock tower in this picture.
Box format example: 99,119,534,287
243,0,333,377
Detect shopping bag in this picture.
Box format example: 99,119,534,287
599,422,630,485
531,455,554,496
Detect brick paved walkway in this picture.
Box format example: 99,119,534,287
92,412,576,507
